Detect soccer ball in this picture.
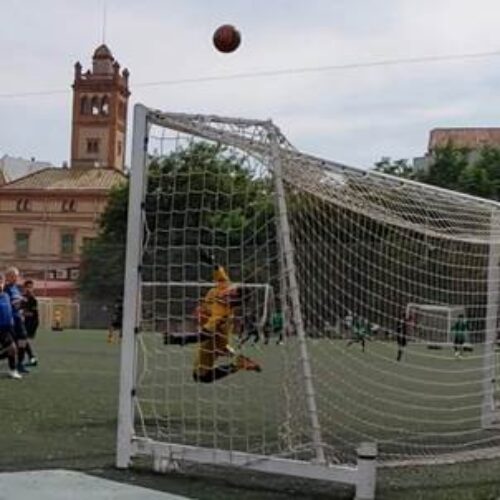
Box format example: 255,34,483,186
213,25,241,53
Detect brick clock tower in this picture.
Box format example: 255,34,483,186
71,44,130,170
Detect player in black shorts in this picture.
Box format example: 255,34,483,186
396,314,408,362
23,280,39,340
239,312,260,346
107,295,123,343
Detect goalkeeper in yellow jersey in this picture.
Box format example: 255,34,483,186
164,261,261,383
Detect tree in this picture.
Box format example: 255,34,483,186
79,142,275,299
374,143,500,201
424,142,470,191
78,183,128,299
374,158,416,179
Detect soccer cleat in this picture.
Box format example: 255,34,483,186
27,357,38,367
235,355,262,373
8,370,22,380
17,364,29,374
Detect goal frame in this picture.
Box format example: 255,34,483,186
115,104,377,500
405,302,467,346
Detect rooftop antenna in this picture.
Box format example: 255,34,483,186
101,0,107,44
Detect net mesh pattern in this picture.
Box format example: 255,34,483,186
132,110,500,465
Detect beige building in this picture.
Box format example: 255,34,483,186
428,128,500,152
0,44,128,296
0,167,125,282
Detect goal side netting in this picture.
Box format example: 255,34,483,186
117,105,500,494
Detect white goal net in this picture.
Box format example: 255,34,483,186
38,298,80,330
117,106,500,496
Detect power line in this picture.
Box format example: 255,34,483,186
135,49,500,88
0,49,499,99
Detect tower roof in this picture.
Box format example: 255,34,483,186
93,44,113,60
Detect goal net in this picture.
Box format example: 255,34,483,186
406,303,467,346
117,106,500,494
38,298,80,330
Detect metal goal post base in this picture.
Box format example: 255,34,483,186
121,438,377,500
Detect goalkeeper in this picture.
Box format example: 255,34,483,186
164,262,261,383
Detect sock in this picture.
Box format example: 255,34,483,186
25,342,34,360
17,346,25,366
8,353,16,371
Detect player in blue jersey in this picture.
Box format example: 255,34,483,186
5,267,35,372
0,273,21,379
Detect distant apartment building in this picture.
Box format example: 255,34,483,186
413,127,500,171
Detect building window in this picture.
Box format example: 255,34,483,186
56,269,68,280
61,233,75,256
62,199,76,212
86,138,100,154
15,231,30,256
101,96,109,115
82,237,95,248
80,96,90,115
16,199,31,211
91,96,100,115
117,141,122,157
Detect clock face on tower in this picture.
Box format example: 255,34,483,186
71,44,130,170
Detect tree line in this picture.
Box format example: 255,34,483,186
79,140,495,337
375,142,500,200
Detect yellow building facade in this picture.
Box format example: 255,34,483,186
0,44,128,295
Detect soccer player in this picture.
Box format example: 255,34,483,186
452,313,469,358
22,280,39,366
271,310,284,345
346,315,370,352
0,273,22,379
4,267,31,373
396,314,408,362
107,295,123,344
164,265,261,383
239,311,260,346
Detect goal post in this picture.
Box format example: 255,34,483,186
117,103,500,496
116,104,377,497
116,103,148,469
482,208,500,428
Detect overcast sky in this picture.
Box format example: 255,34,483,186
1,0,500,169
